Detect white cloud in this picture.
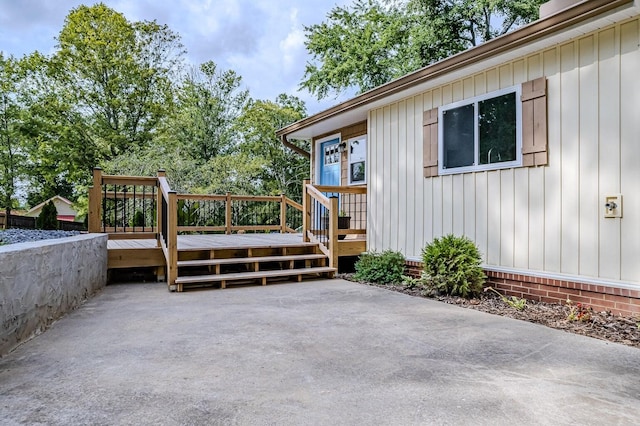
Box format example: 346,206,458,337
0,0,356,114
279,8,306,73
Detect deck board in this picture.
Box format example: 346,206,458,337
107,233,305,251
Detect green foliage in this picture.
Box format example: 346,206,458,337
354,250,405,284
302,0,545,98
3,3,310,207
236,94,309,201
51,3,185,160
174,61,250,161
401,273,440,297
36,200,58,230
421,234,485,298
0,53,30,222
485,287,526,311
302,0,406,99
177,200,201,227
131,210,145,227
566,299,592,322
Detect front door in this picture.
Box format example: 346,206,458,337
319,138,340,186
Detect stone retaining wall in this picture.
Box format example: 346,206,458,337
0,234,107,355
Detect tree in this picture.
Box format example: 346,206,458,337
0,53,29,227
236,94,309,201
172,61,249,161
18,52,93,206
301,0,406,99
51,3,185,161
36,200,58,230
301,0,545,99
103,60,252,193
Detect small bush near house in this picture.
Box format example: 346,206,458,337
36,201,58,230
354,250,405,284
422,234,485,298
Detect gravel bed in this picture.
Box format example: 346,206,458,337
0,229,81,245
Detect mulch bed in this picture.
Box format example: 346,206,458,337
339,274,640,349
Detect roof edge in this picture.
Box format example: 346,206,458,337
277,0,633,138
26,195,74,214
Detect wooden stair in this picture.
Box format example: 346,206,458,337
172,242,335,291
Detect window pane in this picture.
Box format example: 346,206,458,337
479,92,516,165
442,104,475,169
350,161,365,183
324,143,339,165
350,138,366,161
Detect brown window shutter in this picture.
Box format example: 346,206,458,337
423,107,439,177
521,77,548,167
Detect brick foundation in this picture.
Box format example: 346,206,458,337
405,261,640,317
405,260,423,279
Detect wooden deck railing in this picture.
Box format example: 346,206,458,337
89,169,366,281
302,180,367,268
88,168,304,285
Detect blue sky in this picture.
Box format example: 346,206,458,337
0,0,354,114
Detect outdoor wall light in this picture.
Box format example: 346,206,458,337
338,141,347,153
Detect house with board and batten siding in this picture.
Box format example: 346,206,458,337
277,0,640,315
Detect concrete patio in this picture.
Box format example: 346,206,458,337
1,279,639,425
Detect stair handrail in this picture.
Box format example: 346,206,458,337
303,181,368,268
303,181,338,267
157,171,178,287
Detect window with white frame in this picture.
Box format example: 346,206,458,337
348,136,366,184
439,86,521,174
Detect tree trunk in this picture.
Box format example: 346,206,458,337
4,207,10,230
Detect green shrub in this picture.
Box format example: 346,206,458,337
354,250,405,284
131,210,145,227
36,201,58,230
421,234,485,298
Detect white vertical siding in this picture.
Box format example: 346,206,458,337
513,168,529,269
463,173,476,240
382,106,392,250
578,35,599,278
559,42,580,275
487,171,501,265
598,27,621,280
475,172,489,260
543,47,562,273
405,98,415,255
619,20,640,282
367,17,640,286
414,94,426,255
500,169,515,267
389,103,399,251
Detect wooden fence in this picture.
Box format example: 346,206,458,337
0,212,86,231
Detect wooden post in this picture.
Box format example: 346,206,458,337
167,190,178,289
280,193,287,233
88,167,103,233
302,179,310,242
225,192,232,235
329,196,339,269
156,169,165,247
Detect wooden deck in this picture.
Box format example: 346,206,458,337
107,233,337,291
92,172,366,289
107,233,305,251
